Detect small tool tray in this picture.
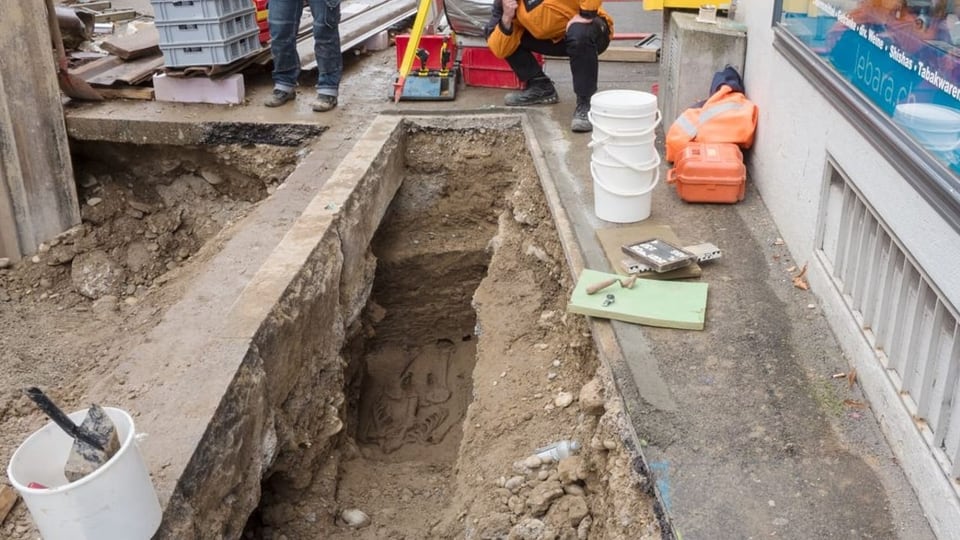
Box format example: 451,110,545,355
621,238,696,273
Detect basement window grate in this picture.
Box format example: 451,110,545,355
818,159,960,481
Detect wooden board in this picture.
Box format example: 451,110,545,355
75,1,113,11
94,9,136,22
567,269,708,330
97,86,154,100
100,25,159,60
0,485,17,524
595,224,702,279
0,0,80,259
78,54,164,86
598,45,658,63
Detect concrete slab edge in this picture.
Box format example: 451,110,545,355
152,114,406,537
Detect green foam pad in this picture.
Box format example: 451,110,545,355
567,269,708,330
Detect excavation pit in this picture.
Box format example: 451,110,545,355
229,117,659,539
0,114,658,539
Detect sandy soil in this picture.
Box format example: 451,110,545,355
0,141,302,538
0,126,658,539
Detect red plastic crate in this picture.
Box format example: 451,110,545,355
253,0,268,10
257,18,269,43
460,46,543,89
395,35,458,71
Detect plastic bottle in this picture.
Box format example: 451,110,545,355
534,440,581,462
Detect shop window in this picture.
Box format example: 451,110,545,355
778,1,960,174
773,0,960,233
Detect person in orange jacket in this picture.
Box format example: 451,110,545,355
484,0,614,132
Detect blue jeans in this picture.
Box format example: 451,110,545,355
268,0,342,96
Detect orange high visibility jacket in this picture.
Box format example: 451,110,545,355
486,0,614,59
666,84,758,163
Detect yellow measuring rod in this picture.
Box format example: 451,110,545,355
394,0,434,102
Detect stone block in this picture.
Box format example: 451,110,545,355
660,12,747,133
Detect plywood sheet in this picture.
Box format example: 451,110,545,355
595,224,701,279
101,25,159,60
567,269,708,330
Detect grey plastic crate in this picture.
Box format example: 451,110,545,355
160,29,262,67
151,0,252,22
157,7,257,45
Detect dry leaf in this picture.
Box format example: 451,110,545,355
792,263,809,290
846,368,857,389
843,399,866,409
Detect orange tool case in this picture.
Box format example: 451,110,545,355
667,143,746,204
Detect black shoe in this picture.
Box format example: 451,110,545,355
504,78,559,106
571,98,592,132
264,88,296,107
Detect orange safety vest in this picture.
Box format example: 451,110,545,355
666,84,758,163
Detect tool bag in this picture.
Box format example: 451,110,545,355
665,84,758,163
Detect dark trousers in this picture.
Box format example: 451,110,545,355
505,18,610,99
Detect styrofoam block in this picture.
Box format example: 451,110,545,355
153,73,245,105
362,31,390,52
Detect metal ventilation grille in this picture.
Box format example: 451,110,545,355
820,165,960,480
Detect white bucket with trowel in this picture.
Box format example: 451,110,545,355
7,388,161,540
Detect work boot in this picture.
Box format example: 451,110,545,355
571,97,592,133
264,88,296,107
312,94,338,112
504,77,559,106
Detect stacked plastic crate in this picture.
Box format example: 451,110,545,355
254,0,269,45
152,0,261,68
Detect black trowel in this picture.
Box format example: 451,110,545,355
25,387,121,482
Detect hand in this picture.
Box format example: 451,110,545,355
566,13,592,31
501,0,518,26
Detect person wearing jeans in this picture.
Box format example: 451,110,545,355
265,0,342,112
485,0,613,132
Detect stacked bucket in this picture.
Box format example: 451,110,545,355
588,90,661,223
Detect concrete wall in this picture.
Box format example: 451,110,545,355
735,4,960,537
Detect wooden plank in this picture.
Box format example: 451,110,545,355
70,53,123,79
0,485,18,524
598,45,658,63
75,1,113,12
98,86,155,100
100,25,159,60
87,54,163,86
0,0,80,259
94,9,136,23
567,269,709,330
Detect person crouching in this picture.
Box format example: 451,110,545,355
484,0,613,132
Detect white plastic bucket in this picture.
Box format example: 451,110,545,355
591,161,659,223
893,103,960,151
7,407,162,540
589,89,661,136
590,152,660,193
590,130,658,167
591,89,658,117
589,108,661,136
